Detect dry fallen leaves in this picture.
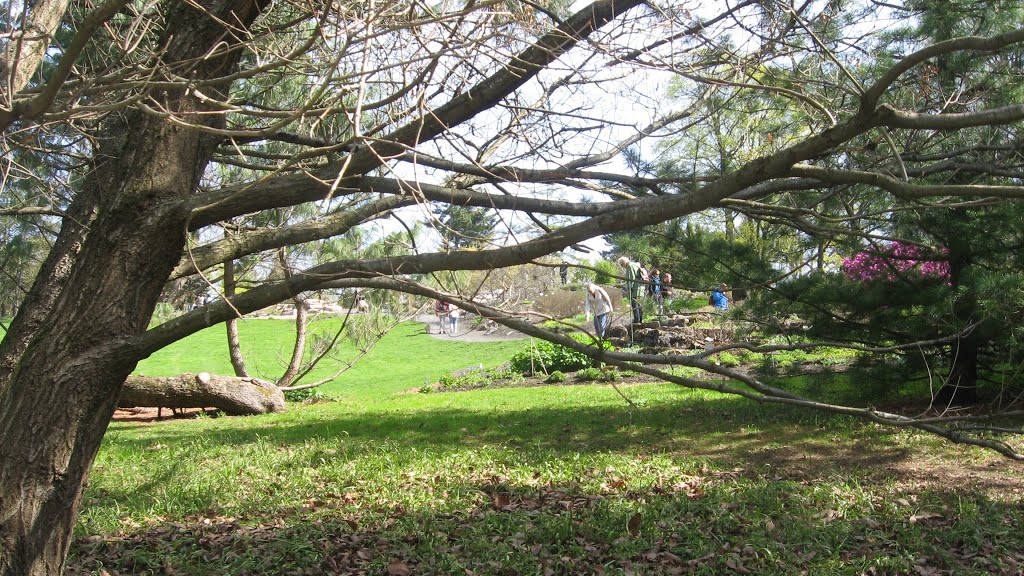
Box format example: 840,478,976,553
387,560,411,576
492,492,511,510
627,512,642,536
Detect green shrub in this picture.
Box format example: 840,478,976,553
574,366,621,382
600,368,621,382
487,362,519,381
284,388,329,403
575,367,603,381
437,365,489,389
509,333,614,375
715,352,741,367
592,259,618,285
575,367,619,382
545,370,567,383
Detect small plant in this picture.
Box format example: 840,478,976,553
437,365,490,390
600,368,621,382
576,367,621,382
490,363,526,385
486,362,518,380
509,333,614,375
283,388,329,403
545,370,567,383
715,352,741,367
575,367,603,381
591,259,618,284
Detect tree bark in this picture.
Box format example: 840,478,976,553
936,335,979,406
277,249,306,388
120,373,285,415
224,256,249,378
278,299,308,387
935,208,980,406
0,2,267,574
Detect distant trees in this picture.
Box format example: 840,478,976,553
433,204,499,250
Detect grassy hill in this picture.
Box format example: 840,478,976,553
135,319,528,399
69,318,1024,575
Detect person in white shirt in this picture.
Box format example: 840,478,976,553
447,305,461,335
584,283,614,338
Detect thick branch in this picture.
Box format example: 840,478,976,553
875,102,1024,130
1,0,128,131
791,164,1024,199
861,27,1024,110
121,373,285,415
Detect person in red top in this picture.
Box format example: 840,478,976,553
433,299,451,333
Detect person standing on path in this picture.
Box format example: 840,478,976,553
433,299,451,333
584,283,613,338
617,256,644,324
448,305,462,335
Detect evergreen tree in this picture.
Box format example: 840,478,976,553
432,204,499,250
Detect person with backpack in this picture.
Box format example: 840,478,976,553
649,269,663,315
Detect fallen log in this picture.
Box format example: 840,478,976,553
120,372,286,416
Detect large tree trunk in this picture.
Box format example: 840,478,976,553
933,208,987,405
934,209,980,407
936,334,979,406
0,3,266,574
121,373,285,415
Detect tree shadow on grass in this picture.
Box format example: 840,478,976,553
71,462,1024,576
102,388,1024,498
80,387,1024,575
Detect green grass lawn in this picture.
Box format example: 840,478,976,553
135,319,528,399
71,320,1024,575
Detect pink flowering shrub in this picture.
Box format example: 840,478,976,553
842,241,950,283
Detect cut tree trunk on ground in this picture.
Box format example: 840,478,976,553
121,373,286,415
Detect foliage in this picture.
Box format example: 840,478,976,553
282,388,330,403
510,339,591,375
842,241,950,283
575,367,603,381
432,204,498,250
436,365,490,390
509,333,614,375
575,367,621,382
590,259,619,286
544,370,566,383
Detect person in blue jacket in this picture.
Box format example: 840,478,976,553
710,283,729,310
